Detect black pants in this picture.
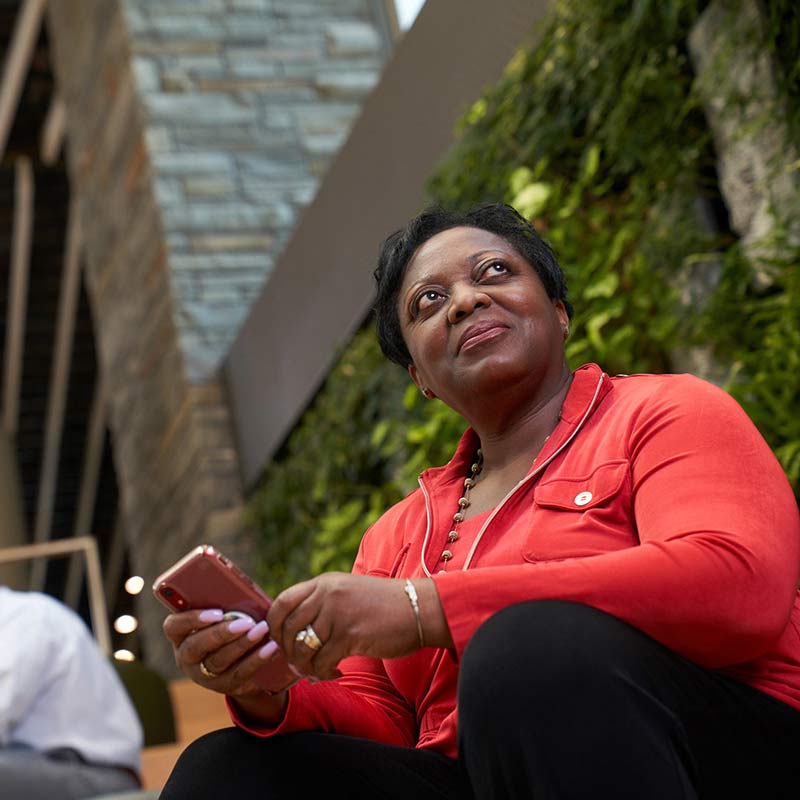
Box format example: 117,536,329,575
160,601,800,799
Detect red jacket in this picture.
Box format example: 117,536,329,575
232,364,800,759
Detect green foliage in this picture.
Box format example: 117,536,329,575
246,330,408,593
699,237,800,486
248,0,800,592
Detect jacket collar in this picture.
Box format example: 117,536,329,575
419,363,611,492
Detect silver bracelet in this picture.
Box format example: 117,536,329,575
403,578,425,648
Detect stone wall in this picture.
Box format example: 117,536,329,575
45,0,391,674
123,0,392,380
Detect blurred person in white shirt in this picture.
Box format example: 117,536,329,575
0,585,143,799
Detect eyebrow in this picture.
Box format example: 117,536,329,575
404,249,506,293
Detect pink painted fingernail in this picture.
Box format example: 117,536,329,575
246,620,269,642
258,640,279,660
228,617,255,634
198,609,224,623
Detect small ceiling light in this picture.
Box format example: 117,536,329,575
125,576,145,595
114,614,138,634
114,649,135,662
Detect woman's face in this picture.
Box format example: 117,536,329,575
398,226,569,414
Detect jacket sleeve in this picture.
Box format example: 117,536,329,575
228,655,417,745
229,536,418,745
433,377,800,669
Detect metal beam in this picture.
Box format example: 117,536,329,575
0,0,47,160
40,93,66,166
30,197,83,589
64,376,108,608
3,156,33,437
103,513,127,613
0,536,112,654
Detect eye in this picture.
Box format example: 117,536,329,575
413,288,446,315
480,261,509,279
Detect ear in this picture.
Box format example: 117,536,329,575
408,364,436,399
553,299,569,329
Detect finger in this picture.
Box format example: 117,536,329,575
305,611,342,679
287,606,335,676
224,643,292,698
199,620,271,676
289,625,321,674
295,609,341,680
281,594,325,664
163,608,224,645
308,641,344,681
268,579,317,652
178,615,260,666
193,647,267,697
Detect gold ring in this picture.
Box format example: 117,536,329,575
199,659,220,679
295,623,323,652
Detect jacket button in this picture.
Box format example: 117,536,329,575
574,491,593,506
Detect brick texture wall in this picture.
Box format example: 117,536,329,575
45,0,391,674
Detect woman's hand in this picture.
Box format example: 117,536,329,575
163,609,288,723
267,573,450,680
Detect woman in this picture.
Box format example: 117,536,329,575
161,204,800,799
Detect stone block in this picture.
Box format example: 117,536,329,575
187,234,275,253
183,174,237,198
154,177,184,206
301,129,348,156
143,92,258,124
171,252,269,272
236,153,306,177
293,102,360,134
314,69,379,98
152,151,234,175
224,14,276,43
171,122,262,149
324,20,382,57
145,125,173,153
262,32,324,60
230,0,269,9
271,2,325,19
137,14,224,41
171,54,226,75
227,49,283,78
132,56,160,91
119,4,148,35
168,232,189,251
239,176,314,204
196,77,308,92
136,0,226,11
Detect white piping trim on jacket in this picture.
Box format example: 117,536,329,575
419,372,606,578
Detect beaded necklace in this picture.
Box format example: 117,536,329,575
437,448,483,568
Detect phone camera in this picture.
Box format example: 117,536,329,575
163,587,175,598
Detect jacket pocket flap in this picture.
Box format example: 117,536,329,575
534,460,628,511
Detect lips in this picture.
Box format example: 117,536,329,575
457,320,510,353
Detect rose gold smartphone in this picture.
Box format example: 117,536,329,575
153,544,300,692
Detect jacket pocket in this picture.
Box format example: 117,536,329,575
524,459,635,561
534,459,628,512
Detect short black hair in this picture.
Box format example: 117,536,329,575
373,202,573,368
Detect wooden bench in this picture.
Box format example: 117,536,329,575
140,679,232,791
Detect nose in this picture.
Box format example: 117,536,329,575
446,283,492,325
